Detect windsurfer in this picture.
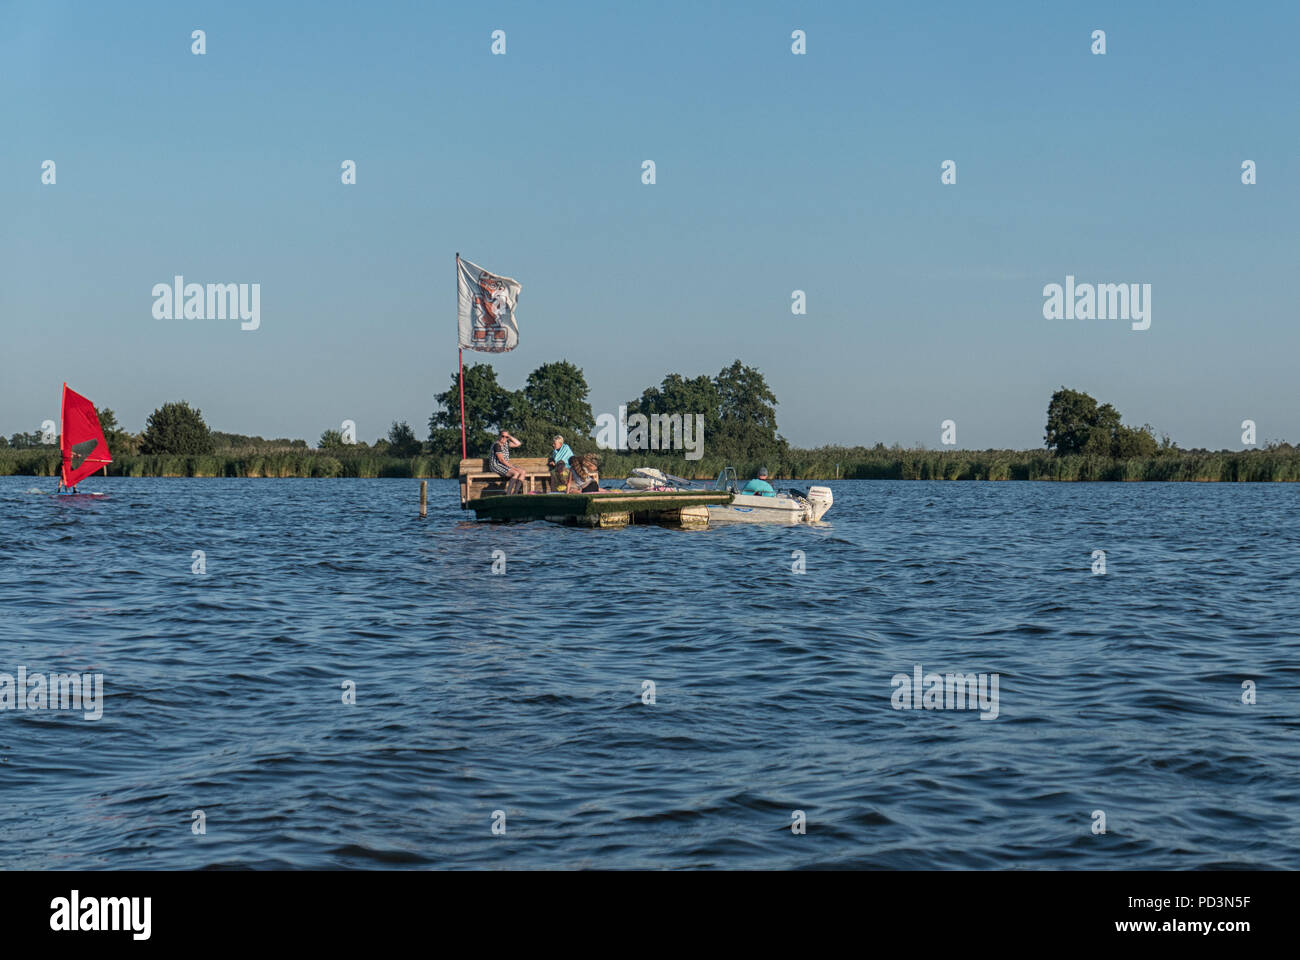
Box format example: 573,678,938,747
57,384,113,495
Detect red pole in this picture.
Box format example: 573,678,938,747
456,253,467,460
459,347,467,459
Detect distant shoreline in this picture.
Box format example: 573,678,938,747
4,448,1298,482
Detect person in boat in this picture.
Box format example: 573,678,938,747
741,467,776,497
569,453,603,493
488,430,526,495
548,435,574,492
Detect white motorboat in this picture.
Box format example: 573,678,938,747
626,467,693,490
625,467,832,523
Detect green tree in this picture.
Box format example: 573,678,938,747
1045,388,1123,455
713,359,787,460
1045,388,1104,454
625,373,721,458
212,432,306,451
512,360,595,455
96,408,135,454
139,401,214,455
624,363,783,461
428,363,514,456
1045,387,1168,457
8,431,46,449
387,420,421,457
522,361,594,434
319,429,345,449
1080,403,1121,456
1113,423,1159,458
628,373,720,427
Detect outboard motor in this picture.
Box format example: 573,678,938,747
806,485,833,521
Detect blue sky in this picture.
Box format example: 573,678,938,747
2,1,1296,450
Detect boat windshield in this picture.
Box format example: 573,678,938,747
713,467,739,493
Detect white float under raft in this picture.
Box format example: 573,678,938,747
466,489,733,527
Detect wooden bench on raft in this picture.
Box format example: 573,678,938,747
459,457,554,505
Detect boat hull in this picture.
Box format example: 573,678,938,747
708,486,833,523
708,501,805,523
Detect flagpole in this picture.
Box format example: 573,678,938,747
457,253,467,460
458,349,466,459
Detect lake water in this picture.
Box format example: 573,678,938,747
2,477,1297,869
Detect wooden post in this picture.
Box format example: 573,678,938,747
419,480,428,518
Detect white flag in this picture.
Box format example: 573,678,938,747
457,256,521,352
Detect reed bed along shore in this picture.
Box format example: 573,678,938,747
598,450,1300,482
5,448,1300,482
0,450,460,479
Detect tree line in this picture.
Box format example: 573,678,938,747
4,373,1292,467
426,358,788,461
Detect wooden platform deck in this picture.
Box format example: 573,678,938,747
466,490,734,527
459,456,554,503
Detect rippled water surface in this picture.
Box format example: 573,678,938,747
1,477,1297,869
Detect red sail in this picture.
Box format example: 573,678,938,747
60,384,113,488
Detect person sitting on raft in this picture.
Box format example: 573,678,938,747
548,435,574,492
741,467,776,497
569,453,603,493
488,430,526,495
